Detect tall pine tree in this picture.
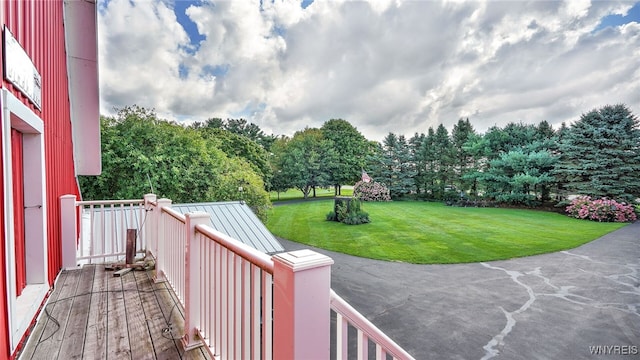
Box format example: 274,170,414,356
555,104,640,202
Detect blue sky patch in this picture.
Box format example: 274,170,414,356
595,1,640,31
231,102,267,118
202,64,230,78
178,63,189,79
173,0,206,53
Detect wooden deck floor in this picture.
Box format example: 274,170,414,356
19,265,211,360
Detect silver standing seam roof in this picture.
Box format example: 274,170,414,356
172,202,285,254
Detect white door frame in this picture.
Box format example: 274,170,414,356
1,89,49,352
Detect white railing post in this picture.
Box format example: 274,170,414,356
143,193,157,258
182,211,209,351
60,194,78,269
153,198,172,283
273,249,334,360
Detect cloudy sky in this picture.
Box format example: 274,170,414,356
98,0,640,141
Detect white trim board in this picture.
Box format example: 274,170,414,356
1,89,49,352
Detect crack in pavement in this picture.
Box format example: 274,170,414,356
480,250,640,360
564,250,640,293
480,263,536,360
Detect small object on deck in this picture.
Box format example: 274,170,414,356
113,267,132,277
126,229,137,264
105,257,154,275
105,263,123,271
143,259,156,271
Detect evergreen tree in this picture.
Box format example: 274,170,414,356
433,124,454,200
451,118,477,194
378,133,415,198
409,132,427,195
555,104,640,202
396,135,417,196
481,149,557,205
421,127,438,199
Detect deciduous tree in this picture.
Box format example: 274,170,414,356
320,119,369,195
79,106,271,220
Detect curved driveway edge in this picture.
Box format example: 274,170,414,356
278,221,640,359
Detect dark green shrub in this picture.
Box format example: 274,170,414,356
342,211,370,225
328,197,370,225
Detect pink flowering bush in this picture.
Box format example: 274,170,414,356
565,196,637,222
353,180,391,202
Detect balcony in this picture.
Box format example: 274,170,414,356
19,194,415,360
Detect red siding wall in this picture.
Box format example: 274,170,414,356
1,0,80,281
1,0,80,357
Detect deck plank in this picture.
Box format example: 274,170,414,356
133,271,182,360
21,265,211,360
106,268,132,359
121,269,155,359
19,270,69,360
152,280,210,359
58,265,95,359
29,269,81,359
83,264,109,360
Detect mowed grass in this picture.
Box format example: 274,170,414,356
266,201,627,264
270,187,353,201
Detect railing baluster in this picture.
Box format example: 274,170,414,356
215,242,222,357
221,247,228,358
376,344,384,360
115,203,121,261
100,204,105,263
78,208,84,261
228,251,235,360
242,260,251,359
90,204,95,263
262,272,273,360
202,234,208,341
78,208,84,262
138,201,145,252
251,264,260,360
337,313,348,360
358,329,369,360
231,254,237,358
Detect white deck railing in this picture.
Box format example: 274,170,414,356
331,290,415,360
60,193,415,360
158,206,188,305
64,197,147,264
194,224,274,359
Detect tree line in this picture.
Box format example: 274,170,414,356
80,104,640,219
79,106,275,220
270,104,640,206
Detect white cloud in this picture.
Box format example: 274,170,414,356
98,0,640,141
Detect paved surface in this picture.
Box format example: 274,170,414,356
278,221,640,359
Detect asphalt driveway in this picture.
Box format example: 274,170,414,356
278,221,640,359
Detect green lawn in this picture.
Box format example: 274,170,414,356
270,187,353,201
266,200,627,264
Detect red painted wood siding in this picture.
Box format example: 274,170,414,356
1,0,80,282
1,1,81,357
10,129,25,297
